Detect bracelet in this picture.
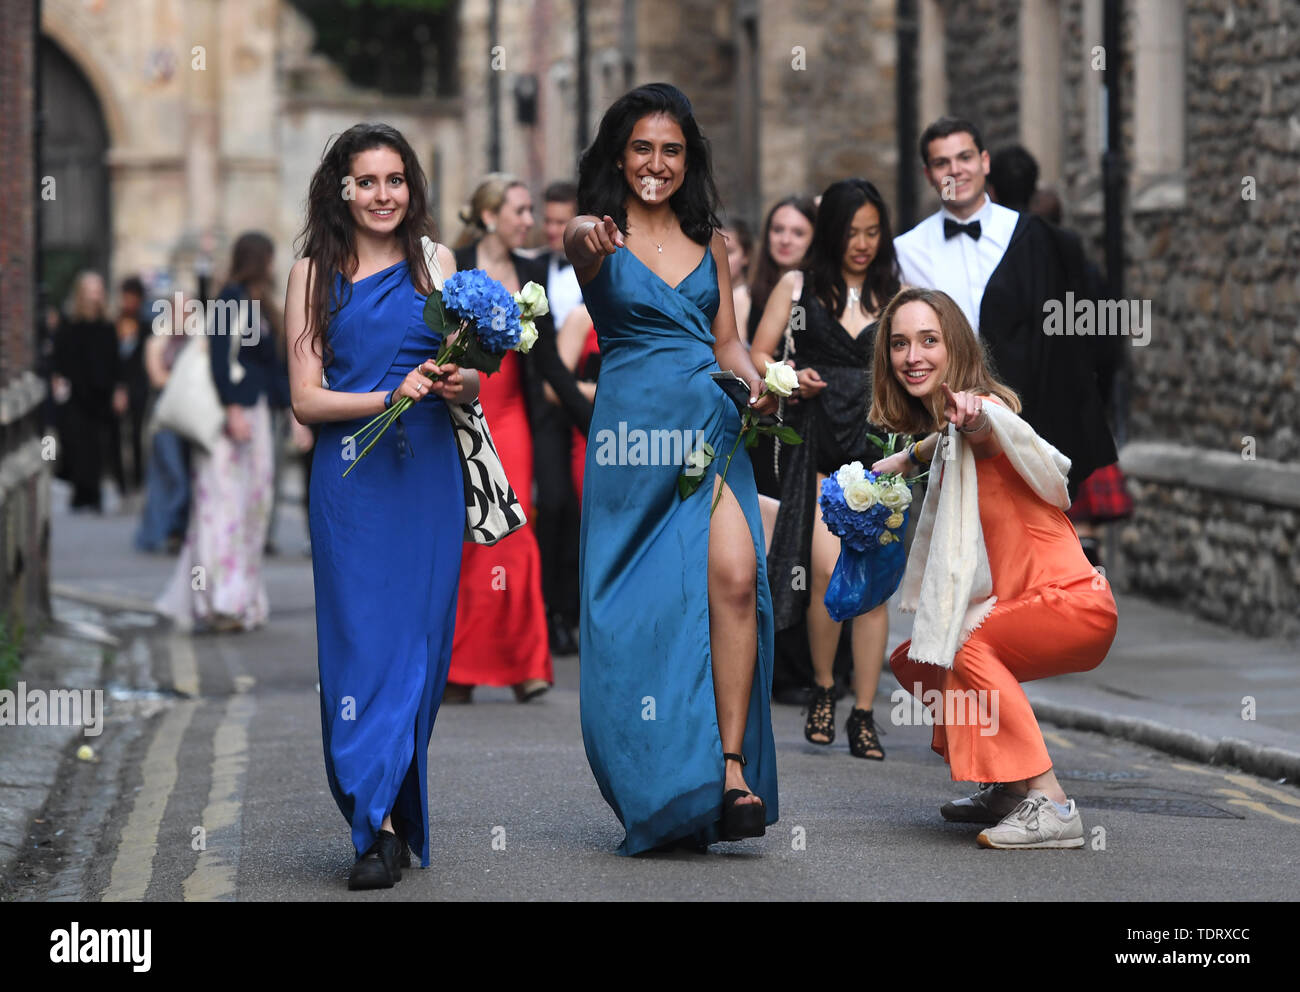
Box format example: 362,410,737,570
907,442,922,467
958,411,990,434
383,389,395,409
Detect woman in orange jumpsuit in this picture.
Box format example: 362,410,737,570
868,287,1117,850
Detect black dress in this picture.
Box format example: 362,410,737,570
52,317,122,510
768,292,883,634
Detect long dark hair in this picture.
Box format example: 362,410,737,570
227,232,274,302
294,122,435,364
577,82,720,246
225,231,283,344
803,178,900,320
745,195,816,337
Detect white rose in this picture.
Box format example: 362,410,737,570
514,281,550,318
879,480,911,512
764,361,798,398
843,478,878,512
516,318,538,353
835,461,865,492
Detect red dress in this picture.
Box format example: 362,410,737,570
448,350,552,686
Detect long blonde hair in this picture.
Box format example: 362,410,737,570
454,172,525,248
66,271,107,322
869,287,1020,435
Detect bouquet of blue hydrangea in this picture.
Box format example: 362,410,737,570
343,270,546,477
818,434,921,620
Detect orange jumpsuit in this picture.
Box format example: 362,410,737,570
891,446,1118,783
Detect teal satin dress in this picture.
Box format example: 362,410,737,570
578,244,778,855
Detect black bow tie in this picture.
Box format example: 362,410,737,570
944,218,982,241
554,256,571,270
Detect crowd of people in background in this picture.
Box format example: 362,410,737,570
38,115,1130,709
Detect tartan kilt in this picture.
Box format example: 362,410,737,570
1067,462,1135,523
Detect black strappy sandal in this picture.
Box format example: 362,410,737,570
804,683,837,745
720,752,766,840
846,707,886,760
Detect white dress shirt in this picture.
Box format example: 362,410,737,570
893,194,1019,334
546,254,584,331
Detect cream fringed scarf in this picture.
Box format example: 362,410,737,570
897,401,1072,668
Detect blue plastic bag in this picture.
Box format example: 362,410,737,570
823,511,908,622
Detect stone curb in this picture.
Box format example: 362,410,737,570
1031,700,1300,784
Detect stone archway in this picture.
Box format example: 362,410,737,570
39,37,112,308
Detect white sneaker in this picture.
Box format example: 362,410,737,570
976,790,1085,850
940,783,1026,824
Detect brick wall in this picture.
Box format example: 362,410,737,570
0,0,51,629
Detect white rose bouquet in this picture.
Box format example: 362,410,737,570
816,433,925,621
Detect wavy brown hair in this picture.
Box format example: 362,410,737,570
745,195,816,338
869,287,1020,435
294,123,435,365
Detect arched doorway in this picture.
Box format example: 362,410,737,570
39,37,110,310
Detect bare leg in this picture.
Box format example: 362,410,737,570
850,604,888,707
709,476,761,805
1008,767,1066,804
806,473,843,710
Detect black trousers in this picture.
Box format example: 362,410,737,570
533,407,581,624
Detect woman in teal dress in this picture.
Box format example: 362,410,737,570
286,123,477,889
566,83,780,854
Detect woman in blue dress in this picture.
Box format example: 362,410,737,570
566,83,780,854
285,123,476,889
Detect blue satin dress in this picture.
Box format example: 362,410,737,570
579,245,778,855
309,260,463,867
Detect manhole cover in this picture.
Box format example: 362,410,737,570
1076,796,1242,818
1056,769,1149,782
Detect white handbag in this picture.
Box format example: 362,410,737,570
149,333,225,453
421,237,527,545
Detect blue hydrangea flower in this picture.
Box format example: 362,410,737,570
443,269,523,352
819,475,895,553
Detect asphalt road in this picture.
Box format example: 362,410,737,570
4,488,1298,902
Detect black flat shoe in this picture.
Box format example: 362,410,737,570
348,830,404,890
719,752,766,841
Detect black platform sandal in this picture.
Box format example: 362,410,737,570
846,707,885,760
804,683,837,745
720,752,766,840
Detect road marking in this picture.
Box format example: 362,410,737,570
102,700,198,902
1041,730,1075,750
182,682,257,901
1217,790,1300,825
1172,763,1300,807
169,635,200,697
